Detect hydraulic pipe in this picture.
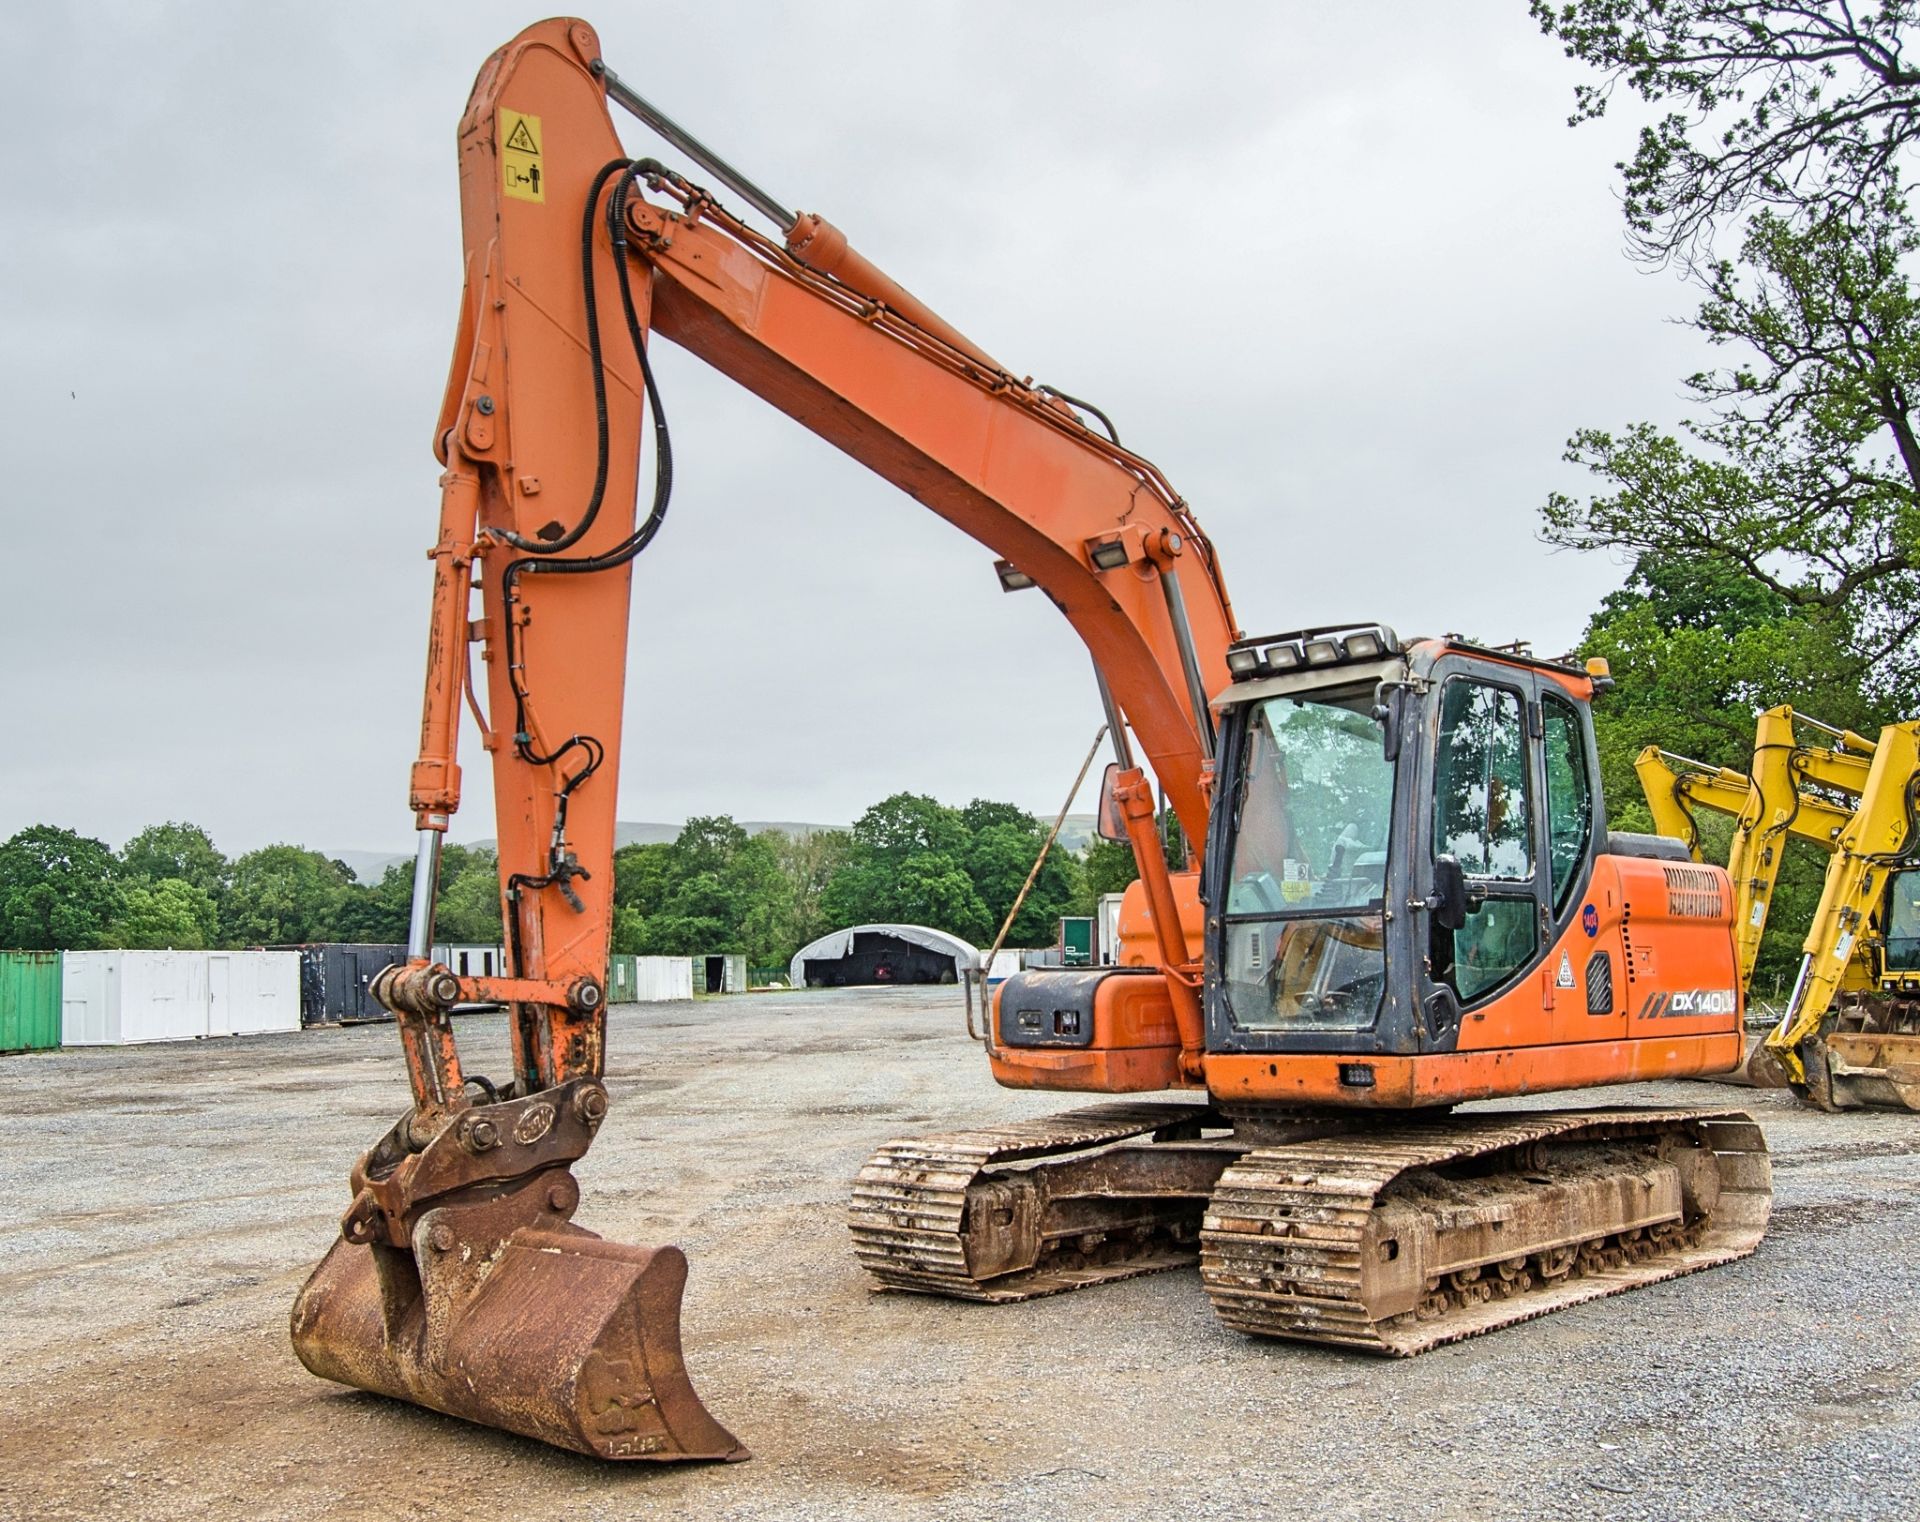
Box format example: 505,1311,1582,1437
594,63,797,231
407,830,442,961
1158,567,1216,763
1094,664,1136,772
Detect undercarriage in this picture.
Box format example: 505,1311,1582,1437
849,1102,1772,1352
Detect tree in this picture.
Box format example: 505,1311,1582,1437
771,827,854,956
0,826,124,950
1573,553,1883,985
106,878,218,950
886,852,992,944
1534,0,1920,263
611,819,798,965
612,842,675,920
435,866,503,944
1083,836,1141,901
964,818,1084,946
1545,197,1920,694
222,845,353,946
122,821,229,900
848,793,969,863
332,862,413,944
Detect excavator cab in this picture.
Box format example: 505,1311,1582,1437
991,624,1746,1105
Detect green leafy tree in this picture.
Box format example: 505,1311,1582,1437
611,819,798,965
1576,554,1882,985
772,827,854,956
332,862,413,944
887,852,992,943
1546,198,1920,698
435,864,504,944
0,826,125,950
1534,0,1920,263
964,817,1084,946
1083,836,1141,901
122,822,229,901
667,816,750,879
106,878,218,949
849,793,969,864
612,842,675,920
222,845,354,946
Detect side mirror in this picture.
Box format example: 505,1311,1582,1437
1370,683,1403,762
1430,855,1468,932
1095,763,1128,843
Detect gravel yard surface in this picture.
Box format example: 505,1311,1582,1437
1,986,1915,1522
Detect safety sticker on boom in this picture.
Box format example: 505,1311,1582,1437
501,109,544,203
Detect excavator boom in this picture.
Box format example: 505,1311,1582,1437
294,15,1235,1460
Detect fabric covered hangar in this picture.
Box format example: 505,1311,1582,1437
788,925,980,988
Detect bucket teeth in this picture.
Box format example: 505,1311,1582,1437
290,1172,744,1462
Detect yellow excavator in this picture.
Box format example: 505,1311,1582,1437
1637,706,1920,1110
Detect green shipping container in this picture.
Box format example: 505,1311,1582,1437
1061,917,1095,968
0,951,62,1052
606,954,638,1003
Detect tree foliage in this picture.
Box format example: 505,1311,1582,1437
221,845,354,947
1576,554,1888,983
122,821,229,901
0,800,1124,968
0,826,125,950
1533,0,1920,262
107,878,218,950
1546,197,1920,691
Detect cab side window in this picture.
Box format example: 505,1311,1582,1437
1433,681,1532,878
1542,694,1593,913
1432,679,1537,1003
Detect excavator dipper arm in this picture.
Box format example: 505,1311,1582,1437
294,17,1238,1461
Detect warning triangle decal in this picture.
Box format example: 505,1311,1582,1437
504,119,539,154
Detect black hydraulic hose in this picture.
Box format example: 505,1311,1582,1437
495,160,681,977
1039,384,1121,445
494,158,631,554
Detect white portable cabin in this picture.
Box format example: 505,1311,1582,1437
61,950,299,1045
1097,892,1128,965
432,943,506,978
206,951,300,1035
632,956,694,1002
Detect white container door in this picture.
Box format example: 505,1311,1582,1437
206,954,233,1037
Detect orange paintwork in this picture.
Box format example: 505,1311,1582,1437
1114,871,1205,967
1203,1032,1744,1108
401,17,1748,1116
987,974,1191,1093
404,18,1235,1093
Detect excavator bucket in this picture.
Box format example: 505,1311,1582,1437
290,1068,744,1463
1806,1030,1920,1112
292,1188,744,1461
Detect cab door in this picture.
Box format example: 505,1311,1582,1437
1536,681,1624,1044
1421,661,1551,1050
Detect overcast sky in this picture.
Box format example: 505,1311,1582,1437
5,2,1712,859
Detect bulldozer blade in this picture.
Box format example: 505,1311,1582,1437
290,1191,745,1462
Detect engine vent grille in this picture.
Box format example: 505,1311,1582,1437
1662,865,1727,919
1585,951,1614,1016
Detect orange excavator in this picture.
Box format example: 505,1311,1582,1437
291,17,1772,1463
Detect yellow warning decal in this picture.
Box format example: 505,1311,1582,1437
501,109,544,203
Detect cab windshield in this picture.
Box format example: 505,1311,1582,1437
1221,689,1394,1029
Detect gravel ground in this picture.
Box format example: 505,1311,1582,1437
0,986,1915,1522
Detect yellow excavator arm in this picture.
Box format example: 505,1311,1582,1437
1634,706,1857,989
1766,721,1920,1098
1639,706,1920,1111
